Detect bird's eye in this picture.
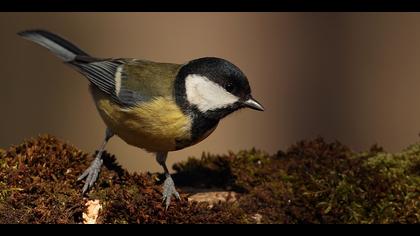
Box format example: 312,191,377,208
225,83,234,93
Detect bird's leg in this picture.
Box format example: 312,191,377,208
77,128,114,194
156,152,180,209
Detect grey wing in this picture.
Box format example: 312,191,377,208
71,58,139,107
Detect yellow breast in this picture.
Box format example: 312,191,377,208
91,88,192,152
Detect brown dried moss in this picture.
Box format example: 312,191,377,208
0,135,87,223
0,135,245,224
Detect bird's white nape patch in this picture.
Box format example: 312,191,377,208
185,74,239,112
114,66,123,96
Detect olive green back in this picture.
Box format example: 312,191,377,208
121,60,183,102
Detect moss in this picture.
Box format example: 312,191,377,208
354,143,420,223
1,135,419,223
0,135,88,223
0,135,245,224
174,137,420,223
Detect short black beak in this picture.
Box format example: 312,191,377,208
243,97,264,111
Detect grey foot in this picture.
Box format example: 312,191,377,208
77,157,103,194
162,176,180,209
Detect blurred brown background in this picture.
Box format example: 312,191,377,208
2,13,420,172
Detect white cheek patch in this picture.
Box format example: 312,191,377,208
185,74,239,112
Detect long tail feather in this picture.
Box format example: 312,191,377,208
18,29,89,62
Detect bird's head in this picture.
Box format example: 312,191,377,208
175,57,264,120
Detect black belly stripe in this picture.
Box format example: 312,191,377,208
175,111,219,150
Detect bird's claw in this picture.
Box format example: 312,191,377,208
77,157,103,194
162,176,180,210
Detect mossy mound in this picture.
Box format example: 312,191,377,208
0,135,244,224
173,138,420,223
1,135,419,223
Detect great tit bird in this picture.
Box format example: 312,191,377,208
18,30,264,208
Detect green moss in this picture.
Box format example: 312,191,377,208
173,137,420,223
353,144,420,223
